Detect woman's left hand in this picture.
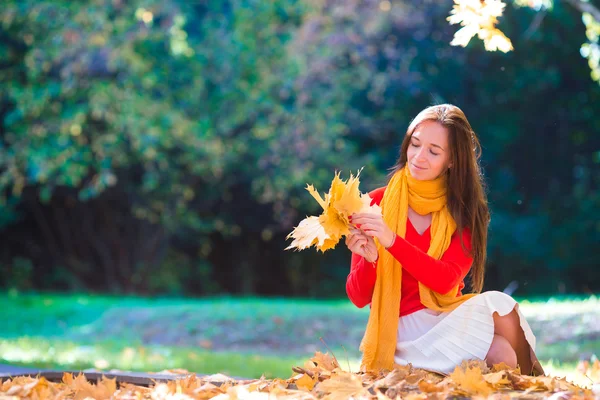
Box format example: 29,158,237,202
349,213,396,248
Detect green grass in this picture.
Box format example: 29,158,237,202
0,337,305,379
0,291,366,378
0,291,598,380
0,290,365,336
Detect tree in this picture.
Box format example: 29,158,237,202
0,0,222,291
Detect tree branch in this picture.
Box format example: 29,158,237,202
563,0,600,23
523,9,547,40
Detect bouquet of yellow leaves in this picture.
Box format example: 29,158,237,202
286,169,382,252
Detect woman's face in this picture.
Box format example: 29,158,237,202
406,120,452,181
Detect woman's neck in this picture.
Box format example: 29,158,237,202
408,207,432,235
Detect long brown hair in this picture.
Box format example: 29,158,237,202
389,104,490,293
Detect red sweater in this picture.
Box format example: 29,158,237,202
345,186,473,317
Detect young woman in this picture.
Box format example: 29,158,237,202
346,104,544,376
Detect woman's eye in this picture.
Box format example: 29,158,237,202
430,150,439,156
410,143,419,147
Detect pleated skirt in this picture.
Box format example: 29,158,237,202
394,291,537,374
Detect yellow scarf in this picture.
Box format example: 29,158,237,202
359,166,477,372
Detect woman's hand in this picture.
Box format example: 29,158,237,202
345,228,379,263
349,213,396,248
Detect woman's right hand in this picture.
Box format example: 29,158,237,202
345,228,379,263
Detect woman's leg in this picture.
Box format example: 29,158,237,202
491,306,544,375
485,334,517,368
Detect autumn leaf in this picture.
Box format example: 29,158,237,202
286,169,380,252
449,366,494,396
315,371,368,400
294,374,317,391
310,352,340,372
447,0,514,53
359,193,382,216
491,361,521,374
330,170,363,216
0,351,595,400
285,216,332,251
373,366,411,388
483,370,512,388
418,380,445,393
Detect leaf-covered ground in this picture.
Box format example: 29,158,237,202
1,293,599,382
2,353,600,399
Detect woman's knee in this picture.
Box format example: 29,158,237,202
493,307,521,333
485,334,517,368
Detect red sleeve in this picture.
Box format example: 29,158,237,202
346,253,377,308
345,187,386,308
386,229,473,294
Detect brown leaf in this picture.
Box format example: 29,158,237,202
374,367,410,388
305,351,340,373
405,369,429,385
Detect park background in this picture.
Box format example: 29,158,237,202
1,0,599,382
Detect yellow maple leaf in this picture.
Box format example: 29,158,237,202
294,373,317,391
491,361,520,374
359,193,382,215
285,216,331,251
315,371,368,400
286,169,380,252
447,0,514,53
449,366,494,396
483,370,512,388
331,170,363,216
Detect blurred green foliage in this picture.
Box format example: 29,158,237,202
0,0,599,296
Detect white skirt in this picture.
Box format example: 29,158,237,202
394,291,537,374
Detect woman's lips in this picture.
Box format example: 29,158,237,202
411,163,426,170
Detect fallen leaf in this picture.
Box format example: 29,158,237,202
294,374,317,391
315,371,368,400
0,351,595,400
491,362,520,374
376,367,411,388
484,370,512,388
418,380,444,393
306,352,340,373
449,366,493,396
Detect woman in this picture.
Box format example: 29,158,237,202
346,104,544,376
